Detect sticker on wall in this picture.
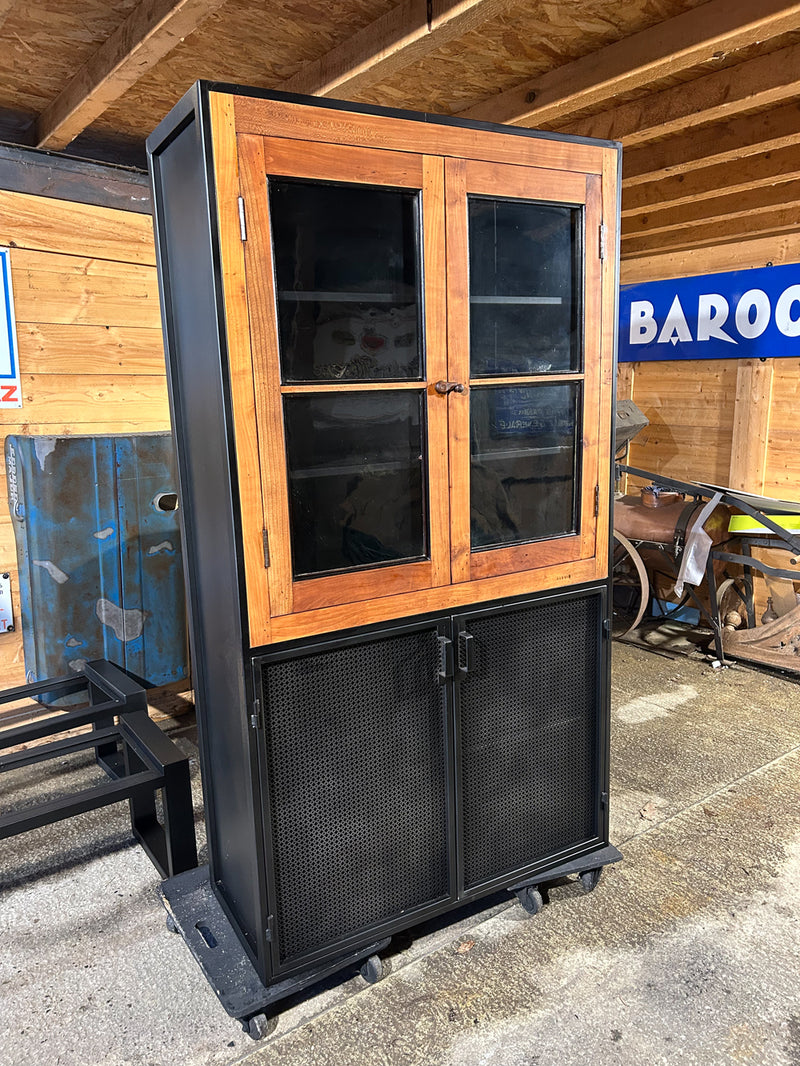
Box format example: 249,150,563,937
0,248,21,408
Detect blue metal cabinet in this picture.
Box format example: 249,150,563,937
5,433,188,687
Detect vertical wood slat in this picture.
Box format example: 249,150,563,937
208,95,274,647
728,358,775,493
236,132,293,625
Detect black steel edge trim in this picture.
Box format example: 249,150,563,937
149,80,621,154
0,141,150,212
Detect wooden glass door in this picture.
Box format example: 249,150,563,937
445,158,604,584
237,136,451,617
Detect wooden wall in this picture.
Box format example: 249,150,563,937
0,187,169,689
619,235,800,618
620,235,800,499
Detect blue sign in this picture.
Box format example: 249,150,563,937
0,248,22,407
619,262,800,362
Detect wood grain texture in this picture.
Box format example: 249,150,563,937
0,189,156,264
728,360,774,494
11,374,170,423
208,95,273,648
622,204,800,257
236,133,294,627
17,323,165,375
457,0,800,127
233,96,606,176
443,157,471,585
268,555,605,644
280,0,520,98
11,248,162,328
36,0,229,149
621,234,800,284
260,135,424,186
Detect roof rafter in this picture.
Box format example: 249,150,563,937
280,0,517,98
35,0,228,151
622,206,800,258
456,0,800,127
561,39,800,146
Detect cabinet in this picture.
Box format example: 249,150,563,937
148,82,620,1026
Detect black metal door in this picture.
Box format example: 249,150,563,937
253,620,455,977
454,589,605,894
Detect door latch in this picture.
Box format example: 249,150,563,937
434,380,465,395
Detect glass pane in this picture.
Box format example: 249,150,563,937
470,383,580,550
468,198,581,376
284,391,428,578
270,180,422,383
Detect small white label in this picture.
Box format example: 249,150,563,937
0,572,13,632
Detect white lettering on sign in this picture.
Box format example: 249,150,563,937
629,282,800,347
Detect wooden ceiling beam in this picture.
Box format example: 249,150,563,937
0,1,16,31
35,0,228,151
622,180,800,240
280,0,516,98
622,145,800,215
623,102,800,185
456,0,800,127
562,40,800,146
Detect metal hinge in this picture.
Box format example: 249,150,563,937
594,484,600,517
262,529,270,568
238,196,247,241
250,698,264,730
599,223,607,260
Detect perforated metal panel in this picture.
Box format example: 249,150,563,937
457,592,601,890
257,625,451,968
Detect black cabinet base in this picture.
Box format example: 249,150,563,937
162,846,622,1036
160,865,390,1036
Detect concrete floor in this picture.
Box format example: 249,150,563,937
2,640,800,1066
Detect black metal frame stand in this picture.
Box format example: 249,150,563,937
0,659,197,879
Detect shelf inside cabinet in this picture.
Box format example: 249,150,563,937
470,295,563,305
278,290,406,303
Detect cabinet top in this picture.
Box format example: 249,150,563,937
146,79,622,162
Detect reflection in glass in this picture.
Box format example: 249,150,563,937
469,198,581,376
284,391,428,578
270,180,422,383
470,384,580,550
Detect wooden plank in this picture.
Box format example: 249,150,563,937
208,98,272,648
622,180,800,241
764,358,800,499
728,360,774,494
233,95,606,176
623,102,800,186
444,157,470,585
17,323,165,375
622,145,800,216
421,154,452,591
260,135,424,187
457,0,800,127
10,375,170,424
622,205,800,258
269,556,604,644
36,0,229,150
0,189,156,264
10,248,162,328
0,419,171,438
621,233,800,285
562,39,800,147
280,0,518,98
236,133,294,629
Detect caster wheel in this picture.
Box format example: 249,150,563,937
360,954,384,984
517,885,544,915
165,913,179,934
243,1013,276,1041
579,867,603,893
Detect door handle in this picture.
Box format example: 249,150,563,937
458,631,475,679
434,380,465,395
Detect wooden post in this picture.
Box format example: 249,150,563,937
728,358,774,493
